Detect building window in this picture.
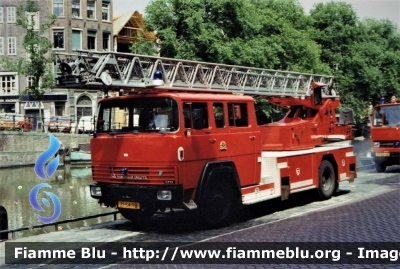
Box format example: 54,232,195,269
0,7,3,23
55,102,65,116
102,3,109,21
27,76,34,88
27,76,42,93
53,29,64,49
72,29,82,50
87,30,96,50
0,73,17,95
26,12,39,30
7,7,16,23
7,37,16,55
103,32,110,51
0,104,15,113
87,0,96,19
72,0,80,18
76,95,93,123
53,0,64,17
0,37,3,55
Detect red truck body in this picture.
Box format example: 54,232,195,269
53,50,357,228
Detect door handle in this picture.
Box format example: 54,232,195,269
209,138,216,143
249,136,255,140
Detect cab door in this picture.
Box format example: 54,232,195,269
180,102,218,189
182,102,216,161
210,102,231,159
227,102,259,186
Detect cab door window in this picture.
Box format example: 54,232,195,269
213,102,225,128
228,103,248,127
183,102,209,129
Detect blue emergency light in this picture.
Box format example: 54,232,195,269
152,70,164,86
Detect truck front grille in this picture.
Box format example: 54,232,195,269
92,165,177,184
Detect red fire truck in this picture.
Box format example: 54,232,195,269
370,98,400,172
55,51,356,228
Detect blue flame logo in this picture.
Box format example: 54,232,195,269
34,133,60,180
29,133,62,224
29,183,61,223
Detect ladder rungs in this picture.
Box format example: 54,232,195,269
54,50,334,98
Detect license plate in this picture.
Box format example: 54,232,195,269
118,201,140,209
376,152,390,157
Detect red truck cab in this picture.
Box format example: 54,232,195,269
371,101,400,172
90,93,260,226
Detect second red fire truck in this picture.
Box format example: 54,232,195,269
55,51,357,228
370,97,400,172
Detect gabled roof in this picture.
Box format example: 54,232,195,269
113,10,136,35
113,10,155,40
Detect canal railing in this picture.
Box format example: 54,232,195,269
0,208,119,241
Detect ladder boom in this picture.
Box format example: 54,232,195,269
54,50,335,98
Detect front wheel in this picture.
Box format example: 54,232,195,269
119,209,154,229
200,180,235,228
375,162,386,173
317,160,336,200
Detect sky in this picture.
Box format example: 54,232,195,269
113,0,400,26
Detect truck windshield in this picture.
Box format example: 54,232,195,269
96,97,179,133
373,105,400,126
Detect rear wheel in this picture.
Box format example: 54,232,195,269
317,160,336,200
119,209,154,229
200,180,235,228
375,162,386,173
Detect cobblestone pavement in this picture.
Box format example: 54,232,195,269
1,167,400,269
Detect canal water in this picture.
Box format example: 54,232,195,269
0,164,120,239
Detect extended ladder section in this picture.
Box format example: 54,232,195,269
54,50,335,98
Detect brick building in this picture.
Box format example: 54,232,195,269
0,0,113,129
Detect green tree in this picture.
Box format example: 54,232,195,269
130,35,158,55
254,98,287,123
310,2,361,69
0,0,56,130
144,0,329,73
143,0,331,122
310,2,400,121
345,19,400,105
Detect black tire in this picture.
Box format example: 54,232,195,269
317,160,336,200
200,180,235,228
375,162,386,173
119,209,154,229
